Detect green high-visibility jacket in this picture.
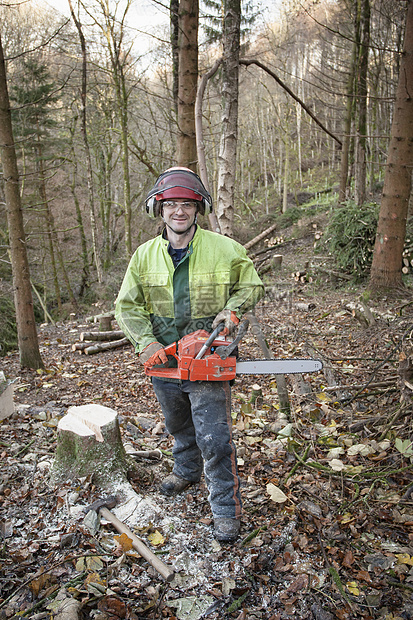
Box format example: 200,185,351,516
115,226,265,353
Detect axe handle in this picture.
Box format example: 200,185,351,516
99,506,175,582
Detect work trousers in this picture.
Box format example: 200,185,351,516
152,378,242,519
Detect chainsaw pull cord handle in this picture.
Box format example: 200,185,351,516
215,318,250,360
195,322,225,360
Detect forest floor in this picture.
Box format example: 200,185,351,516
2,217,413,620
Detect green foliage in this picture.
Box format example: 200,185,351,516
276,206,304,228
325,201,379,279
10,58,60,164
201,0,257,44
0,296,17,356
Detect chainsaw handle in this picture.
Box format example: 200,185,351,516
144,341,179,378
195,322,225,360
215,318,249,360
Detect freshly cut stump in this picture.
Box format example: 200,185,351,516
50,404,136,489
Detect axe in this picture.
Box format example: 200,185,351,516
84,496,175,583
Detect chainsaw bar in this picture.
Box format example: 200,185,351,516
236,359,323,375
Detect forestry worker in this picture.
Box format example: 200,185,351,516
115,167,264,542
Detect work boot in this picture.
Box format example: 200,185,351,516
160,473,192,496
214,518,240,542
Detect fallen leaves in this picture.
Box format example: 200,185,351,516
3,293,413,619
266,483,288,503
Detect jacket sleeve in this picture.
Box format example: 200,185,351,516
223,245,265,318
115,253,157,353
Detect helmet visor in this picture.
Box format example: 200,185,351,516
157,187,202,201
154,170,206,202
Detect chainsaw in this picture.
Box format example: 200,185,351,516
145,319,323,381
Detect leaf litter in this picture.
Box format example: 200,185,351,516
2,271,413,618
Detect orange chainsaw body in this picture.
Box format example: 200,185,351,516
145,329,237,381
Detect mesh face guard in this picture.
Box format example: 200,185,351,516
145,169,212,217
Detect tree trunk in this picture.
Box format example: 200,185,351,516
339,19,358,203
282,134,289,214
354,0,370,206
216,0,241,237
69,0,103,282
176,0,198,169
0,34,43,369
170,0,179,116
369,0,413,292
81,0,133,258
37,136,77,312
195,57,222,233
68,119,90,298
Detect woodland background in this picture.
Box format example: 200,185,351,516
0,0,409,361
2,2,413,618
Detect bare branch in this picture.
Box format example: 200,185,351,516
240,58,342,147
5,19,71,61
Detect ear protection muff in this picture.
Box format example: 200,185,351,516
144,168,213,218
201,195,213,216
145,195,159,218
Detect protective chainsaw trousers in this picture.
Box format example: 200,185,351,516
151,378,242,520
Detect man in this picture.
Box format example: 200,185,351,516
115,167,264,542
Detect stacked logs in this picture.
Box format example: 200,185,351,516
291,261,313,284
72,324,130,355
71,311,130,355
402,239,413,274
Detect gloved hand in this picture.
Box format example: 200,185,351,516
212,309,240,336
140,342,168,368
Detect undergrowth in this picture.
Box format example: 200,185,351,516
323,201,379,279
0,296,18,356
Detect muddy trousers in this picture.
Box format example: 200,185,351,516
152,378,242,519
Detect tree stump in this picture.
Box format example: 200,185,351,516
399,352,413,404
272,254,283,269
99,314,113,331
249,384,263,406
0,371,14,421
50,404,137,490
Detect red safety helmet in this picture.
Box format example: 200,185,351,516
145,167,212,217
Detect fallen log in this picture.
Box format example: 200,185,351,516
84,338,130,355
244,223,277,251
72,342,93,353
80,330,125,342
252,244,283,258
322,378,397,392
317,267,352,281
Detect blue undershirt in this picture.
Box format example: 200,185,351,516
168,245,189,268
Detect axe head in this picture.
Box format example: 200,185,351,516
83,495,117,514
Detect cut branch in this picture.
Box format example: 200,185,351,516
244,223,277,250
